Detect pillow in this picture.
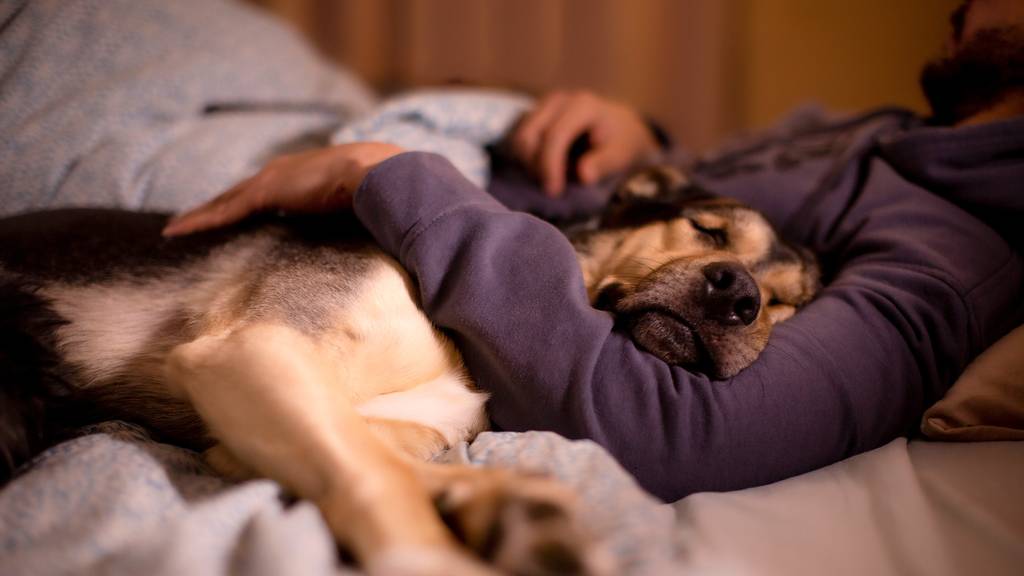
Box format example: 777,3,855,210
922,324,1024,441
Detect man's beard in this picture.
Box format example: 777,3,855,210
920,26,1024,125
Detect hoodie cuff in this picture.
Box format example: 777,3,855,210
353,151,505,257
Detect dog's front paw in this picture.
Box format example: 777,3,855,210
434,470,614,576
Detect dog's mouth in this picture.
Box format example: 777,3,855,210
597,281,709,369
620,307,712,372
598,278,764,379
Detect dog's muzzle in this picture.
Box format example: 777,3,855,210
604,258,765,377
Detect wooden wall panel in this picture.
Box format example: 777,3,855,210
739,0,960,129
248,0,739,150
247,0,956,149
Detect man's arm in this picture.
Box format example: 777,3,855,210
355,151,1021,501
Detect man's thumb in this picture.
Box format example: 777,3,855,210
578,148,623,184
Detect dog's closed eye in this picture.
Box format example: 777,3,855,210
688,219,728,247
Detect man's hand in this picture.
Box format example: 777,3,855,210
162,142,405,237
509,90,659,197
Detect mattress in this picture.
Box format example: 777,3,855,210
673,438,1024,576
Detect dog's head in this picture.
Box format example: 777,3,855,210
576,166,819,379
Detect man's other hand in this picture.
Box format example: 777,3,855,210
509,90,659,197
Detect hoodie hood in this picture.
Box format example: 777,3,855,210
879,115,1024,253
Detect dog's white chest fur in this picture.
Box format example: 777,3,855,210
331,259,489,446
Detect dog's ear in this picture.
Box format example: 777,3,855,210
601,165,717,228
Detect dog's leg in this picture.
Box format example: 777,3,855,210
165,323,494,575
413,461,614,576
358,415,613,576
365,417,450,461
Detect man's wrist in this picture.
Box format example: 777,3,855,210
354,151,504,256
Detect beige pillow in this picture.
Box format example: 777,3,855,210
922,324,1024,441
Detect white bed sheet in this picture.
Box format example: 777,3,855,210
673,438,1024,576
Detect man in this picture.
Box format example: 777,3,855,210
165,0,1024,501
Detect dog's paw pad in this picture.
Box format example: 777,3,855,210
436,472,613,576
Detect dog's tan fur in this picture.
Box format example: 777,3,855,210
41,240,599,575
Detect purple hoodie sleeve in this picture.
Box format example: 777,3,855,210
354,151,1022,501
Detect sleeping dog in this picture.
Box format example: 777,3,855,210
0,166,817,575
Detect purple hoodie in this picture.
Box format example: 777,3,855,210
353,110,1024,502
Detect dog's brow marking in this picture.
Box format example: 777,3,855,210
626,175,660,198
727,212,773,266
691,213,727,231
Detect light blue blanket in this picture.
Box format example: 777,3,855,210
0,0,375,214
0,1,681,574
0,0,526,215
333,88,532,188
1,424,678,575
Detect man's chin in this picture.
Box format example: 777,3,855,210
920,25,1024,125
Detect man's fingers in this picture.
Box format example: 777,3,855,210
162,202,241,236
162,183,260,236
537,102,594,196
577,146,628,184
511,92,569,170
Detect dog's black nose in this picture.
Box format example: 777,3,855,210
700,262,760,326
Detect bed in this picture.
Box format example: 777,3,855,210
2,1,1022,574
3,424,1022,575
